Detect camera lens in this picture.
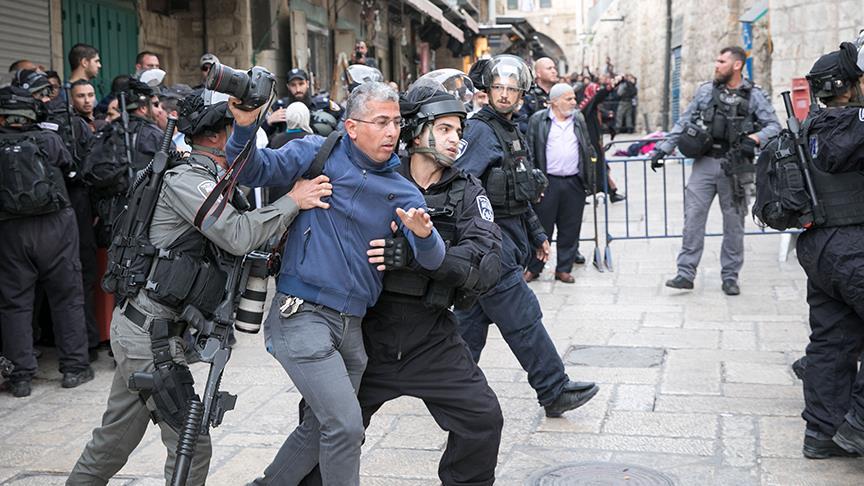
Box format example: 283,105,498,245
204,63,250,101
236,254,269,334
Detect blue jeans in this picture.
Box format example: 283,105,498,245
255,295,367,486
454,268,569,407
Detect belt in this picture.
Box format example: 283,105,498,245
123,302,186,336
547,173,580,179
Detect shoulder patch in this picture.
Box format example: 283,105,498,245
197,180,217,199
858,108,864,122
38,122,59,131
476,195,494,222
456,139,468,159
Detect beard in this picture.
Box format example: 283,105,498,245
714,70,733,85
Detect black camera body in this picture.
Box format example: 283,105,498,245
205,63,275,111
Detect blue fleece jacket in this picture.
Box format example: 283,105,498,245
228,123,445,316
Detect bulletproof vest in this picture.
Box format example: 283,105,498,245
809,164,864,228
381,177,467,309
0,130,69,219
702,84,756,154
127,117,155,170
103,154,228,315
471,109,545,218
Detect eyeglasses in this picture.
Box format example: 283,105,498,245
352,116,402,130
490,84,520,94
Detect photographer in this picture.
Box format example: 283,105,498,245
351,40,378,68
229,81,445,485
265,68,342,137
67,94,331,486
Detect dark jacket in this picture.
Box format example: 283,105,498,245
526,108,597,190
364,160,502,362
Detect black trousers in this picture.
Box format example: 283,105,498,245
796,226,864,435
300,313,503,486
0,208,89,381
69,185,101,348
528,174,587,274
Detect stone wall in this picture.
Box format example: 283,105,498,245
585,0,769,131
769,0,864,117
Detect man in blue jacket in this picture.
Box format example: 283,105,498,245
227,82,445,486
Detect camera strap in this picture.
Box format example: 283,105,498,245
194,98,273,230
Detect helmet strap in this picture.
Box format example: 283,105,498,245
408,122,455,167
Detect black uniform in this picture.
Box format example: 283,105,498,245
264,93,342,137
44,102,101,350
127,114,165,170
0,126,90,383
302,160,505,486
795,106,864,437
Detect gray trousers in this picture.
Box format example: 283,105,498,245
67,306,211,486
676,156,745,282
253,296,367,486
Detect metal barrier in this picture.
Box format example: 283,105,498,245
595,137,797,271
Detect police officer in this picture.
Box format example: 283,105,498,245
265,68,342,137
122,80,167,170
457,55,599,418
649,46,780,295
0,86,93,398
67,94,332,485
786,43,864,459
13,70,103,360
516,57,558,133
297,75,505,486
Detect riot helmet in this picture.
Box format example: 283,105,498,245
117,78,154,112
310,109,339,136
411,69,476,104
0,85,45,123
477,55,533,114
806,42,864,104
345,64,384,93
400,79,467,167
177,92,234,156
12,70,52,100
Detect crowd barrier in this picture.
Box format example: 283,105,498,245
566,138,799,272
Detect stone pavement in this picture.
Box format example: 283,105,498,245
2,157,864,485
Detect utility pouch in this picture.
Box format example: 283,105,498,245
512,163,536,202
383,270,429,297
485,167,508,207
148,252,199,308
184,260,228,316
423,280,454,310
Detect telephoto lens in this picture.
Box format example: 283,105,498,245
205,63,275,111
235,252,270,333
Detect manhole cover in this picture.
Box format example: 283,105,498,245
563,346,666,368
527,462,677,485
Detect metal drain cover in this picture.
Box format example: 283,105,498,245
527,462,677,485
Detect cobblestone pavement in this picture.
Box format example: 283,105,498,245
3,156,864,485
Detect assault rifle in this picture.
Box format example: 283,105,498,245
720,113,758,211
780,90,823,227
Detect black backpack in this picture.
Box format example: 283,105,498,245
0,132,66,216
80,122,134,195
752,128,814,230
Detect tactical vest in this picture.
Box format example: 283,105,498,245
103,154,228,315
809,164,864,228
702,84,757,156
472,109,545,218
380,177,467,310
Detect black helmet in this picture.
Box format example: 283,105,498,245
310,109,339,136
400,79,467,167
176,94,232,138
345,64,384,93
806,42,864,100
12,70,52,98
0,85,45,122
117,78,154,111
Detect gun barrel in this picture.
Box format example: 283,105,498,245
160,117,177,152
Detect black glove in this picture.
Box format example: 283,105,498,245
381,236,413,270
649,150,666,172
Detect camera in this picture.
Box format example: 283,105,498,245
235,252,270,334
205,63,275,111
355,49,363,61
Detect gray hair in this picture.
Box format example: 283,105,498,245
344,82,399,120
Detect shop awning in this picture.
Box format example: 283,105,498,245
404,0,465,43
